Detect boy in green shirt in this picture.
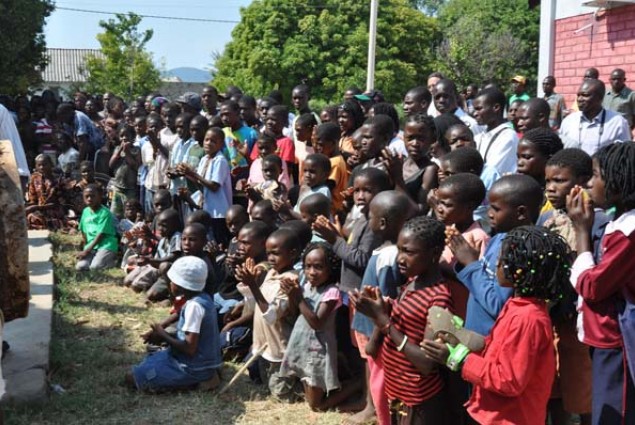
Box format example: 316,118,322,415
76,184,119,271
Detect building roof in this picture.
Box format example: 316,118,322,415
42,48,104,83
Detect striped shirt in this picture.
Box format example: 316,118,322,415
382,281,453,406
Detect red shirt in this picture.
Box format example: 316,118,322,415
382,281,453,406
462,297,555,425
249,136,296,164
570,210,635,348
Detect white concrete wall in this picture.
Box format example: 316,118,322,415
538,0,557,96
556,0,599,20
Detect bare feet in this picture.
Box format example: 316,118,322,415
337,397,367,413
342,404,376,425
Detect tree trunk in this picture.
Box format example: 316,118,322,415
0,140,29,321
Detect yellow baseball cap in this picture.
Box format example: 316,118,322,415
511,75,527,85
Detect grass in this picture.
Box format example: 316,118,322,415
5,233,349,425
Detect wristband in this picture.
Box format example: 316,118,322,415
396,335,409,352
446,343,470,372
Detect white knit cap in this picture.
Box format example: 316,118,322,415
167,256,208,292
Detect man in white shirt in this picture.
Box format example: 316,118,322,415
473,88,519,175
433,79,484,136
560,79,630,156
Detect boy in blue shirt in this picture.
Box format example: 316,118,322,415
447,174,543,336
182,127,232,247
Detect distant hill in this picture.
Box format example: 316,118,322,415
165,67,210,83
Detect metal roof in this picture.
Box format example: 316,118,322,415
41,48,104,83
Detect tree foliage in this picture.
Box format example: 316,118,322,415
85,13,161,100
0,0,54,94
435,0,540,90
213,0,439,103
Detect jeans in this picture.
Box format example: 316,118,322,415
76,249,117,271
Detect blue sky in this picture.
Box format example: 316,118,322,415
44,0,252,71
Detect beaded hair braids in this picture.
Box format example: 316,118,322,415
499,226,572,301
302,242,341,286
522,127,563,157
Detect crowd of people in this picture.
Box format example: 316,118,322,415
1,66,635,425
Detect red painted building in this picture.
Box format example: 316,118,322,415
538,0,635,106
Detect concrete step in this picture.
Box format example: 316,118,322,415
1,230,53,405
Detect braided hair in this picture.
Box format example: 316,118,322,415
402,216,446,252
499,226,571,301
521,127,563,157
405,112,438,142
593,142,635,210
302,242,341,286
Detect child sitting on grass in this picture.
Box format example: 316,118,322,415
128,256,222,392
422,226,571,425
76,184,118,271
280,242,362,411
70,160,104,219
179,223,218,295
216,221,272,331
117,198,143,235
124,209,182,297
26,154,67,231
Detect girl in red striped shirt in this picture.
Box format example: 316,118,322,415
350,216,456,425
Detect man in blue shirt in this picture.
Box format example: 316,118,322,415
57,103,104,161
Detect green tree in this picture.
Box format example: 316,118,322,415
435,0,540,91
85,13,161,100
0,0,54,94
213,0,439,104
